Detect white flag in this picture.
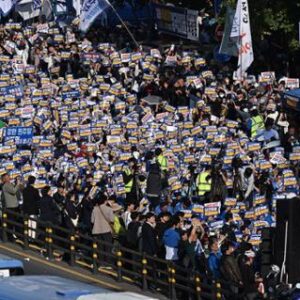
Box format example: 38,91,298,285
80,0,109,32
0,0,14,16
73,0,81,16
230,0,254,79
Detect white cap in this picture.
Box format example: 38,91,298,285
245,250,255,258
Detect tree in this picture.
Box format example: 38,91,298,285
221,0,300,53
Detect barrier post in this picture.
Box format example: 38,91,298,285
169,262,176,300
23,215,29,250
194,272,202,300
214,281,222,300
46,225,53,260
1,210,7,242
141,253,148,290
167,262,177,299
92,239,98,274
116,246,122,282
69,231,75,266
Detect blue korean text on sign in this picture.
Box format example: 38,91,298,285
4,126,33,145
0,85,24,99
62,90,81,99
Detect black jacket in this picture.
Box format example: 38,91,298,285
220,254,242,284
146,162,162,197
141,222,158,255
126,221,141,249
40,195,62,225
22,185,40,215
239,262,257,293
63,200,78,230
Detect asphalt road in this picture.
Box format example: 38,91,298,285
0,242,168,299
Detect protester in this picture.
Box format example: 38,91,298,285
207,236,222,279
22,175,40,239
239,250,264,300
220,241,243,286
162,215,181,262
1,173,22,211
91,194,114,269
141,212,157,256
0,14,298,299
39,186,61,225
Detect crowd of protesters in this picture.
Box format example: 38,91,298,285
0,13,299,300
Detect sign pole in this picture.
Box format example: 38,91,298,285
105,0,140,49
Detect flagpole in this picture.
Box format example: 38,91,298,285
104,0,140,49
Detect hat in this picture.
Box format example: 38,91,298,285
111,203,123,213
245,250,255,258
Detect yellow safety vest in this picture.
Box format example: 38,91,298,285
157,154,168,171
124,168,133,193
196,171,211,196
251,115,265,138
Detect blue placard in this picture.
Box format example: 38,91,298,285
62,90,81,100
4,126,33,145
0,85,23,99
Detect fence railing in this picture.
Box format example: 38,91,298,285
1,208,238,300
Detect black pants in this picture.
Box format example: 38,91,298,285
6,207,20,241
94,232,113,267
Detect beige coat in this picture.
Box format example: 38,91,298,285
2,183,21,209
91,204,114,235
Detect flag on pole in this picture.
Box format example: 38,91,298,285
33,0,42,10
230,0,254,79
73,0,81,16
80,0,109,32
0,0,15,16
214,0,222,16
219,7,238,57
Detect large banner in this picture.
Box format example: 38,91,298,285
80,0,109,32
155,4,199,41
219,7,238,57
230,0,254,79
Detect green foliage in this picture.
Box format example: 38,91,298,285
220,0,300,52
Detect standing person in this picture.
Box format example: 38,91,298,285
196,166,212,200
239,250,264,300
208,237,222,279
1,173,22,211
1,173,23,241
240,166,255,207
220,241,243,288
22,176,40,239
155,148,168,190
156,212,172,260
248,107,265,138
122,201,135,230
122,158,139,205
282,126,299,155
162,216,181,263
141,212,158,290
61,192,79,263
91,194,114,269
146,154,162,209
40,186,62,225
63,192,78,230
141,212,158,256
125,212,141,250
53,186,66,211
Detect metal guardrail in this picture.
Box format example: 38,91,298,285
1,209,238,300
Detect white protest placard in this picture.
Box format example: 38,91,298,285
36,23,49,34
286,78,299,89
